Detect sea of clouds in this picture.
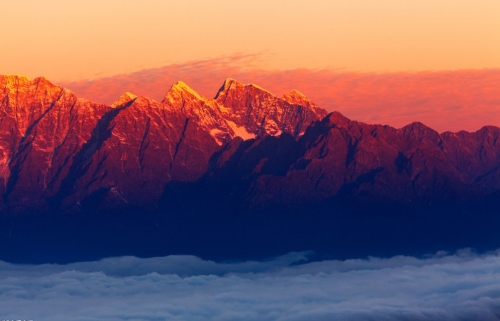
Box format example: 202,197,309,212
1,249,500,321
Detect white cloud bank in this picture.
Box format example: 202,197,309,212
1,249,500,321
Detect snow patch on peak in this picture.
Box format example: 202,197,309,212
226,120,256,140
111,92,137,108
209,129,226,146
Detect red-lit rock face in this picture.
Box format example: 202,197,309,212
0,75,326,214
214,78,327,137
1,75,500,216
0,76,110,212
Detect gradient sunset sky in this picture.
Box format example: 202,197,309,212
2,0,500,131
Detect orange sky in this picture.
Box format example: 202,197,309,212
1,1,500,131
59,57,500,132
1,0,500,80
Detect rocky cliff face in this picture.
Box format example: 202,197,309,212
171,111,500,212
214,78,327,137
0,76,110,213
0,75,326,215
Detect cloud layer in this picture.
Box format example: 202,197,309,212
59,56,500,132
2,249,500,320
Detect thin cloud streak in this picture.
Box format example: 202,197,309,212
60,56,500,132
1,249,500,320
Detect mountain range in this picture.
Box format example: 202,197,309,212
0,74,499,263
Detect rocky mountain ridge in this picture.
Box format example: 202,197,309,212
0,74,327,214
1,74,500,264
186,112,500,211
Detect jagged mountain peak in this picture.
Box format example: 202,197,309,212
477,125,500,134
247,83,274,95
0,75,74,112
214,78,275,101
0,74,32,83
282,89,312,105
163,81,204,104
402,121,430,129
220,77,238,88
111,92,138,108
214,78,243,100
323,111,351,128
401,121,442,142
1,75,59,92
401,121,435,134
172,80,200,94
212,78,328,137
